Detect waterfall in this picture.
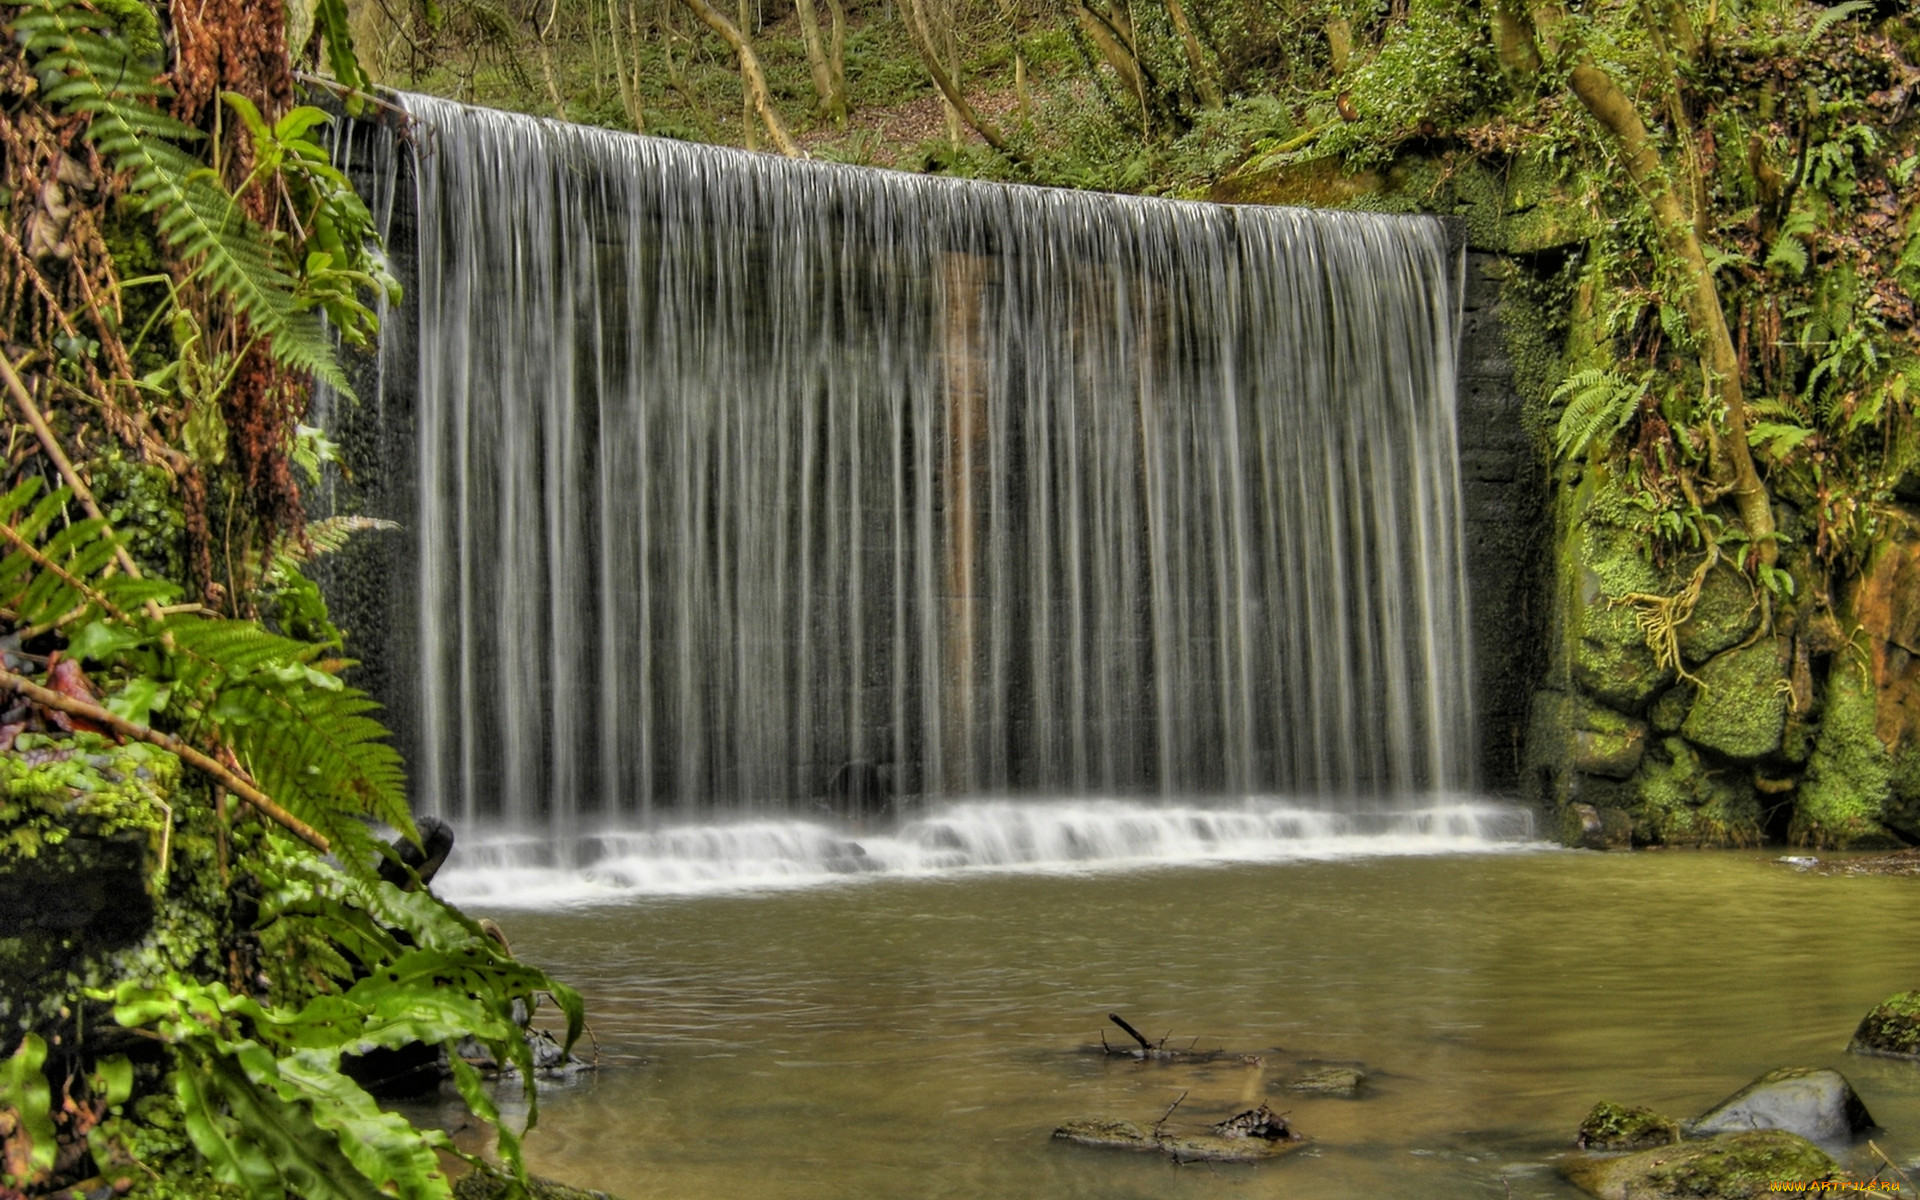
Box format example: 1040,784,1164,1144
342,94,1476,829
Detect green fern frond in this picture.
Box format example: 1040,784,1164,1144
5,489,411,872
1553,368,1646,460
1808,0,1872,42
8,0,351,396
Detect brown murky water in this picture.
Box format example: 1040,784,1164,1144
446,850,1920,1198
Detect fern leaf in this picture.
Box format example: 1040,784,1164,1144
1553,368,1644,460
1809,0,1872,41
9,0,352,397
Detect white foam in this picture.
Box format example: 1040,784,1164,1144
430,797,1544,908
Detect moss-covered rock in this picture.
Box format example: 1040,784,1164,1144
1572,699,1649,779
1796,662,1895,848
1575,1100,1680,1151
1564,801,1634,849
1053,1106,1308,1163
1682,641,1791,761
1633,737,1761,847
1560,1130,1849,1199
1648,685,1694,735
1849,991,1920,1059
1570,507,1675,713
1675,565,1761,664
454,1171,626,1200
1289,1065,1366,1095
0,734,225,1041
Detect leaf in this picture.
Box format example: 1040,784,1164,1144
1747,420,1816,459
1,1034,56,1183
68,619,142,663
89,1055,135,1108
105,676,172,724
313,0,375,115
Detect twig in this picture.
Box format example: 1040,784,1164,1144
0,353,141,582
1153,1090,1188,1134
0,520,129,622
0,665,330,852
1108,1012,1155,1052
1870,1141,1916,1191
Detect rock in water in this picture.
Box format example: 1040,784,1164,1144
1052,1104,1307,1164
1561,1130,1848,1199
1850,991,1920,1059
455,1171,624,1200
1689,1067,1875,1142
1289,1066,1366,1096
1575,1100,1680,1150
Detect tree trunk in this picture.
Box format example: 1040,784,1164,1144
900,0,1011,150
1163,0,1220,109
794,0,847,122
1527,4,1775,564
825,0,848,117
607,0,647,132
1072,1,1147,122
677,0,802,156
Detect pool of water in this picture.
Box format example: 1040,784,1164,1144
437,844,1920,1198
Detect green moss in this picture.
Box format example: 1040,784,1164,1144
1634,736,1761,846
1674,564,1761,664
86,447,188,584
1562,1130,1848,1199
454,1171,625,1200
1682,641,1791,761
0,734,226,1041
0,732,179,868
1795,661,1894,848
1575,1100,1679,1151
1648,685,1693,734
1850,990,1920,1058
1567,471,1676,711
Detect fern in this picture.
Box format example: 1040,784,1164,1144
1,480,411,868
7,0,352,395
1553,368,1647,460
1807,0,1872,42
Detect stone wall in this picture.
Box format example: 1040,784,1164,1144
314,128,1558,809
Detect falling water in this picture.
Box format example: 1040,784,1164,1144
347,94,1478,844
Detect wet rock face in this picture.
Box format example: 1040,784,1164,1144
1849,991,1920,1059
1689,1067,1875,1144
1561,1129,1848,1200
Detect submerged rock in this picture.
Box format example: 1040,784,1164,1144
1561,1129,1848,1199
455,1170,624,1200
1575,1100,1680,1150
1689,1067,1875,1143
1566,802,1633,849
1053,1103,1307,1164
1288,1066,1366,1096
1850,991,1920,1059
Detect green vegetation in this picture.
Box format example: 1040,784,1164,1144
1574,1099,1680,1151
1,0,580,1195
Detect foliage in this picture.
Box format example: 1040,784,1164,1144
8,0,351,394
1,477,409,862
95,849,582,1200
